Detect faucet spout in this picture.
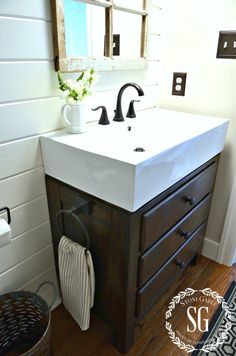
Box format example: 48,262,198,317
113,82,144,122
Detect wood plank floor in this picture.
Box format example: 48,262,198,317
51,256,236,355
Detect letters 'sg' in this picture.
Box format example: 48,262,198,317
187,306,209,332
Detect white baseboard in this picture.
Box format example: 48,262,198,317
201,237,220,262
39,285,62,311
0,284,62,310
51,296,62,310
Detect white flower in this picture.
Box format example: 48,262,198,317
91,73,99,84
57,68,98,103
86,89,93,97
65,79,74,88
74,82,83,94
62,89,70,98
66,97,76,105
82,71,90,81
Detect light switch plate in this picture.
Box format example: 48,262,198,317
104,34,120,56
216,31,236,59
113,34,120,56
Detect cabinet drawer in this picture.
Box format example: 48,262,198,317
136,223,206,319
141,162,217,251
139,195,211,287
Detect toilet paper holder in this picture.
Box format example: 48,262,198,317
0,207,11,224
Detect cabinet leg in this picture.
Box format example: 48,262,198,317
112,321,136,354
191,253,200,266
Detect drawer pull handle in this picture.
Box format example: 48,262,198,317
184,196,196,206
175,260,185,269
179,230,191,240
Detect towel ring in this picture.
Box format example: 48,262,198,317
56,209,90,250
0,207,11,224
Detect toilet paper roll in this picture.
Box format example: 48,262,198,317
0,219,11,248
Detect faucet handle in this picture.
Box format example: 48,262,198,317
126,100,140,118
92,106,110,125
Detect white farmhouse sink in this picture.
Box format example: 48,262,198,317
40,108,228,212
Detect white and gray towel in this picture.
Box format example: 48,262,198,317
58,236,95,330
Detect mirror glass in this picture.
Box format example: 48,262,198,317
52,0,149,72
64,0,106,58
113,10,142,58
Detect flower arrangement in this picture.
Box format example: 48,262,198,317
57,68,98,104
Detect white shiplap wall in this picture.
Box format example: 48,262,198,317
0,0,162,306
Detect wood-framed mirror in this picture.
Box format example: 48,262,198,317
51,0,149,72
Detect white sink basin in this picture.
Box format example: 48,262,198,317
40,108,228,212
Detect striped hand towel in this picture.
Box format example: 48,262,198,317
58,236,95,330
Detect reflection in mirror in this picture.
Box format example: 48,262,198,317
113,10,142,58
64,0,105,58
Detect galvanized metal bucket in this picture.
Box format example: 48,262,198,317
0,281,56,356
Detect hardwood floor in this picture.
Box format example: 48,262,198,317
51,256,236,355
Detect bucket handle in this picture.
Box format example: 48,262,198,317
35,281,57,310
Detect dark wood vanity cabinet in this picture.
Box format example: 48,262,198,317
45,155,219,353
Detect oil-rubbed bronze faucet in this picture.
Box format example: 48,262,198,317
113,83,144,122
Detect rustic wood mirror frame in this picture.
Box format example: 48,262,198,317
51,0,149,72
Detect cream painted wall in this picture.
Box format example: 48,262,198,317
159,0,236,250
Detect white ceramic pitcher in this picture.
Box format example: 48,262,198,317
62,102,87,134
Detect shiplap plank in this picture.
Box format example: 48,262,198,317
0,136,42,179
113,85,158,112
149,34,163,60
137,85,159,110
0,196,49,238
0,18,53,60
0,62,58,103
151,0,164,8
0,0,51,20
19,266,61,310
0,222,51,273
144,61,161,86
0,167,46,208
0,245,54,291
66,60,160,91
0,84,158,141
0,98,63,143
87,84,159,121
0,66,159,142
150,7,164,34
